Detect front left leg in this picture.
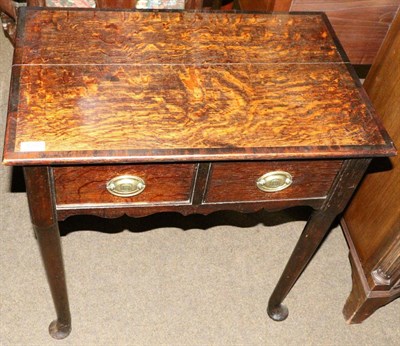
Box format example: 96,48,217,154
24,166,71,339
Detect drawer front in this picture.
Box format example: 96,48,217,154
54,164,197,205
204,160,343,203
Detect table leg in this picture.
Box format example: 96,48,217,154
267,158,371,321
24,167,71,339
267,210,336,320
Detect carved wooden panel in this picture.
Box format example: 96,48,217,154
371,238,400,286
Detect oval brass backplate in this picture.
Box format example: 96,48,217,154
106,175,146,197
256,171,293,192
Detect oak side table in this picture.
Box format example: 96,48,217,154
3,8,395,339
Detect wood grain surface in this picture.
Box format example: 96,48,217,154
14,10,341,65
8,63,387,155
3,8,396,165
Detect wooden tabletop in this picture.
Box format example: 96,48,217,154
3,8,395,165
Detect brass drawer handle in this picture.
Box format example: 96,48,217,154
256,171,293,192
106,175,146,197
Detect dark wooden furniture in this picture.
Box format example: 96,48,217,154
341,11,400,324
237,0,400,65
2,8,395,339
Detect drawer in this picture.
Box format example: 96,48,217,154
203,160,343,203
53,164,197,206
